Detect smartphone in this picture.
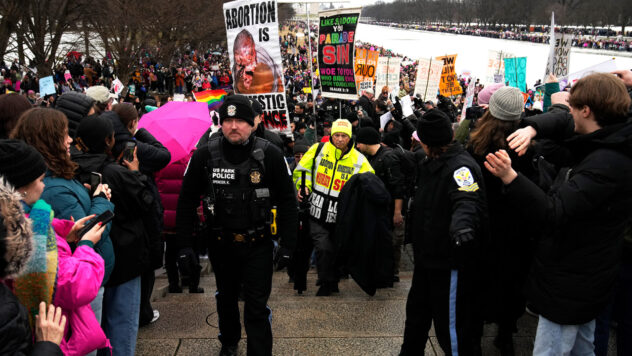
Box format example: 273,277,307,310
122,141,136,162
78,210,115,238
90,172,102,193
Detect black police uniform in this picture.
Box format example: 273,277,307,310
176,134,297,356
401,143,487,356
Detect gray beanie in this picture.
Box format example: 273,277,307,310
488,87,524,121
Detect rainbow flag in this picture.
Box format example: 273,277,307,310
194,89,226,111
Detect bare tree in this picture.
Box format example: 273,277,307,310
0,0,20,64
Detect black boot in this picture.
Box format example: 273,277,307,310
219,344,238,356
316,282,332,296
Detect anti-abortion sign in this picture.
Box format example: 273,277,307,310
317,8,361,100
436,54,462,97
414,57,443,102
223,0,290,135
544,33,572,80
375,56,401,97
354,48,379,92
504,57,527,92
39,76,56,96
486,50,513,84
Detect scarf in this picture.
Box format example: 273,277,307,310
13,199,58,328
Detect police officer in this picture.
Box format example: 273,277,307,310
400,109,487,356
176,95,298,356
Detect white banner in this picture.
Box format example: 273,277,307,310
375,56,401,97
223,0,290,135
413,58,443,102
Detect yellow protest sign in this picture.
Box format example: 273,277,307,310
436,54,462,97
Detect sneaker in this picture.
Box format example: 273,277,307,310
219,344,238,356
316,284,332,296
150,309,160,323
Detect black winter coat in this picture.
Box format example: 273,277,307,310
410,143,488,270
73,152,153,286
55,92,94,139
0,284,62,356
335,173,393,296
366,146,404,219
506,116,632,325
358,95,377,127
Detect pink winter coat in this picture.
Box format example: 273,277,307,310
51,218,110,355
156,152,194,231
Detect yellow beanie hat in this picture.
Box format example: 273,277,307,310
331,119,352,137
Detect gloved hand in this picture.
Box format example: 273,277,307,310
452,229,475,247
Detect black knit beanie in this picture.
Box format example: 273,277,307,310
356,127,380,145
219,95,255,126
76,114,114,153
0,139,47,188
417,109,453,147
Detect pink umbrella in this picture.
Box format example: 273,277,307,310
138,101,212,165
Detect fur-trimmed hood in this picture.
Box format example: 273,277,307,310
0,176,34,278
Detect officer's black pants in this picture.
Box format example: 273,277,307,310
209,238,273,356
401,267,482,356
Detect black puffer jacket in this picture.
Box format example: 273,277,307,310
506,115,632,324
55,92,94,139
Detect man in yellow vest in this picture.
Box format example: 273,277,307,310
293,119,374,296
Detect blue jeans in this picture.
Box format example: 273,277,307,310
101,277,141,356
533,315,595,356
86,287,105,356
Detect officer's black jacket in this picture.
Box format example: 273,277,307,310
176,135,298,250
410,143,488,270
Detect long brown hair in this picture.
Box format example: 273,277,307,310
10,108,77,179
468,111,520,157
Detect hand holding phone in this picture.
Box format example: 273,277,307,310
77,210,115,244
90,172,102,193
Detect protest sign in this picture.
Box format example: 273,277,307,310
460,76,477,122
413,57,443,102
111,78,124,95
544,33,572,80
436,54,462,97
486,50,513,84
354,48,379,92
64,71,72,82
173,94,185,102
375,56,401,96
317,7,361,100
400,95,414,117
380,112,393,130
224,0,290,135
559,59,618,89
504,57,527,92
39,76,56,96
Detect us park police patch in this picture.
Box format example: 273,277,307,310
250,170,262,184
453,167,479,192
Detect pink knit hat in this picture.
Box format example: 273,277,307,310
477,83,504,105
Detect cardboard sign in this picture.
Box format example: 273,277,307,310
413,57,443,102
354,48,379,92
436,54,462,97
504,57,527,92
544,33,572,80
224,0,290,134
375,56,401,96
38,76,56,96
486,50,513,84
317,7,361,100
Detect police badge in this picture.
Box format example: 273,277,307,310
227,105,237,116
250,170,262,184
